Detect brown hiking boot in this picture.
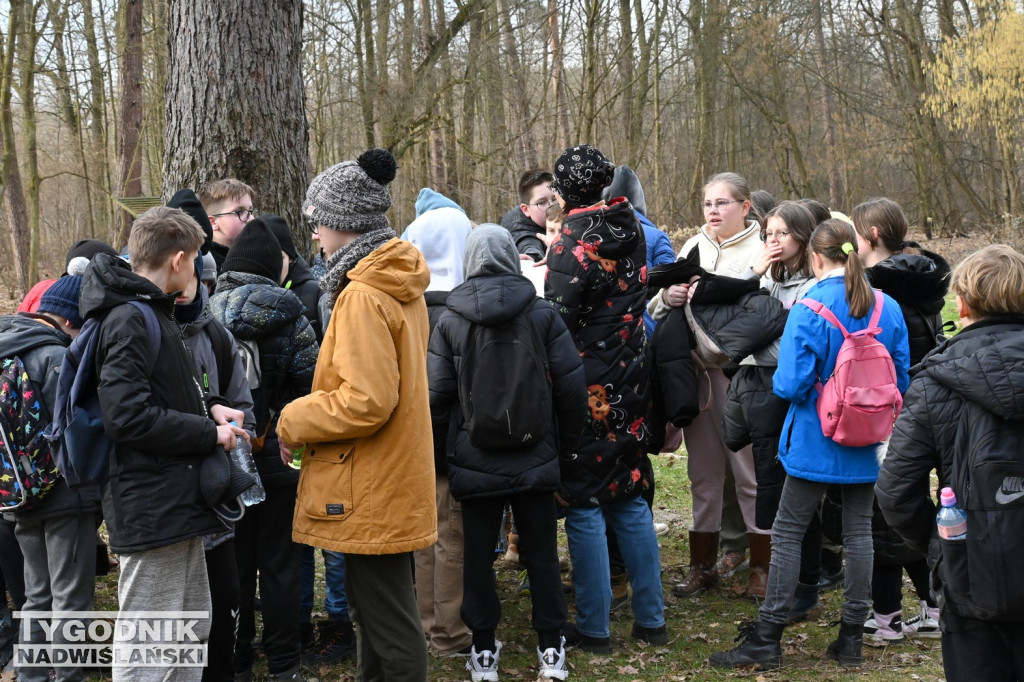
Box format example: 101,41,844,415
672,531,720,598
744,532,771,600
610,567,630,613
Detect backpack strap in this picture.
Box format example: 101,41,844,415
867,289,885,329
206,318,236,396
127,301,161,364
796,297,850,337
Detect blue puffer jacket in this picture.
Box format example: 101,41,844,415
637,212,675,338
773,274,910,484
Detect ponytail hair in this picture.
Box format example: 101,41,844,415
810,219,874,318
851,197,908,255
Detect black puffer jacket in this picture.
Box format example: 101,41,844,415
210,271,319,487
689,285,789,364
0,314,101,521
500,206,547,262
867,247,951,565
425,289,451,474
866,247,950,366
428,275,586,501
545,198,652,506
81,253,224,554
285,256,324,343
878,315,1024,570
647,307,698,442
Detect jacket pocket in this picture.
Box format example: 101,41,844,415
297,442,355,521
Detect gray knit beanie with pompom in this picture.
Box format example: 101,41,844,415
302,148,398,233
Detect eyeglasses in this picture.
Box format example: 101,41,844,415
703,199,741,211
529,198,556,209
210,207,259,222
761,230,790,242
306,220,319,235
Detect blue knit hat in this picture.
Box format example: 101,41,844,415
38,275,85,329
414,188,464,217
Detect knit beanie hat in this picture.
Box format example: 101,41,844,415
303,148,397,233
38,275,84,329
64,239,118,276
167,188,214,254
263,215,300,261
221,219,283,283
414,188,464,217
552,144,616,208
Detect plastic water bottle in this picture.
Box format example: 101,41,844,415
287,445,305,470
229,421,265,506
936,487,967,541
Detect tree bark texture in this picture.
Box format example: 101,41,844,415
117,0,144,247
163,0,310,233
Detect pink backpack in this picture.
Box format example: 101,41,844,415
797,289,903,447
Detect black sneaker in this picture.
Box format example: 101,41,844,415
818,567,845,592
631,623,669,646
562,621,612,654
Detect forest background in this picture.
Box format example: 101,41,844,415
0,0,1022,297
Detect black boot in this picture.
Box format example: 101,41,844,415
826,621,863,666
709,621,784,670
787,582,822,623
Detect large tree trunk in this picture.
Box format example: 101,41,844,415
163,0,310,236
117,0,144,248
811,0,844,211
0,5,29,294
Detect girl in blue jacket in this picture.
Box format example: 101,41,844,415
710,218,909,671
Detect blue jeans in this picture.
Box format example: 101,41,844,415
565,496,665,638
300,546,349,623
759,477,874,625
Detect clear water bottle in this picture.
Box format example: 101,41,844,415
229,421,265,506
936,486,967,541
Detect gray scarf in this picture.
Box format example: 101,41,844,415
319,226,396,301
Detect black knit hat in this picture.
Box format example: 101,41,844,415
220,219,283,283
263,215,299,261
552,144,616,208
64,239,118,275
167,188,214,254
38,275,85,329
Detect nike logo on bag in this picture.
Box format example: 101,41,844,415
995,476,1024,505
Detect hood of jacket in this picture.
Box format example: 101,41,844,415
79,253,176,321
446,274,536,327
210,271,305,340
0,313,70,358
917,316,1024,421
867,248,950,315
405,207,472,292
345,238,429,303
565,197,642,261
286,255,318,290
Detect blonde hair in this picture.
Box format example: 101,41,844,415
703,172,751,204
810,219,874,318
950,245,1024,319
198,179,257,214
128,206,204,271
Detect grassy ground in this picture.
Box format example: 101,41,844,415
76,452,947,681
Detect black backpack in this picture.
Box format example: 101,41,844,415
458,308,552,451
938,400,1024,622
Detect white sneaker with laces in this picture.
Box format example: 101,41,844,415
537,637,568,680
863,610,904,646
904,600,941,639
467,641,501,682
653,522,670,536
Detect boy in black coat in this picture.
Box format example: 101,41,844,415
878,245,1024,682
83,207,247,682
428,225,586,681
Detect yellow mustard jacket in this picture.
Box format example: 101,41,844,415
278,239,437,554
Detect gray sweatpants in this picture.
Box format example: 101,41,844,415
114,537,211,682
15,512,97,682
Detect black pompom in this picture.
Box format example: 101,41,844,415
357,148,398,186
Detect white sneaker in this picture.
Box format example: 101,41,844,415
863,610,904,647
904,600,941,639
467,641,501,682
537,638,568,680
653,522,670,536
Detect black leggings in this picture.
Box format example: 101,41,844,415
872,559,934,614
